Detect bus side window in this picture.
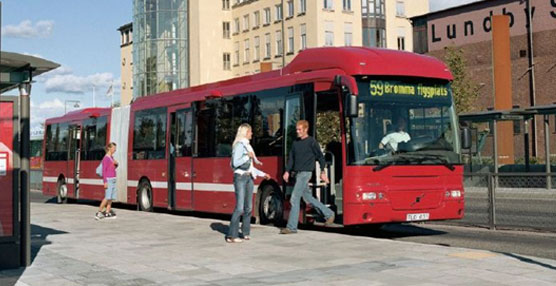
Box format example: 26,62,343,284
252,93,284,156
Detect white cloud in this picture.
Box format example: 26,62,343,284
45,72,116,94
430,0,482,12
35,65,73,83
2,20,54,38
30,98,66,132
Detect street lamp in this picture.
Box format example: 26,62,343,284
65,100,80,114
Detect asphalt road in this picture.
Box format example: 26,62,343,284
31,189,556,261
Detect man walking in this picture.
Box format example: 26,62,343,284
281,120,335,234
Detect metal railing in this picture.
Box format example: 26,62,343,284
460,172,556,231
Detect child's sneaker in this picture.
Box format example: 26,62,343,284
94,211,105,220
104,211,116,219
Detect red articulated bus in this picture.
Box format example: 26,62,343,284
43,47,465,226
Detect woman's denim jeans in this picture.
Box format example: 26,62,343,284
228,173,254,238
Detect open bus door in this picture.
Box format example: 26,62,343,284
282,94,303,219
66,124,81,200
168,108,193,210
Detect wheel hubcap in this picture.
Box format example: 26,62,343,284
59,184,68,198
140,187,151,209
263,193,277,220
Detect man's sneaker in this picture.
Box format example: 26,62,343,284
325,214,335,226
279,228,297,234
104,211,117,219
94,212,105,220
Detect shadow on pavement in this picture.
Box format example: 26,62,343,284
0,224,68,286
301,222,447,239
500,252,556,271
210,222,230,236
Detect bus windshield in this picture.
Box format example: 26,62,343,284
346,77,460,166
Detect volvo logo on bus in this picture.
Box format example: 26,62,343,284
411,193,426,206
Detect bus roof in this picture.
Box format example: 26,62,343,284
45,107,111,125
132,47,452,110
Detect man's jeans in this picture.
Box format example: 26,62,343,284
286,171,334,231
228,173,254,238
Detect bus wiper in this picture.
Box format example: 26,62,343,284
373,162,394,171
408,154,455,171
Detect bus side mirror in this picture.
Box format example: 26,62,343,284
461,127,471,150
346,94,357,117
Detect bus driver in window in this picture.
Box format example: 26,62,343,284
379,117,410,152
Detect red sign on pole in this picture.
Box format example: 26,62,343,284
0,101,14,237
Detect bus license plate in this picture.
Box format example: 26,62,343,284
406,213,430,221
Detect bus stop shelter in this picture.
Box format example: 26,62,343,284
0,51,59,269
459,104,556,187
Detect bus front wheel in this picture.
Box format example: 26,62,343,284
56,179,68,204
137,180,153,212
259,184,283,226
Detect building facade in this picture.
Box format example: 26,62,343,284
362,0,428,51
118,23,133,106
411,0,556,162
127,0,363,101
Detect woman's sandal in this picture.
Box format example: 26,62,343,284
225,237,243,243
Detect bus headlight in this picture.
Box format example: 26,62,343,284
362,192,377,200
450,190,462,198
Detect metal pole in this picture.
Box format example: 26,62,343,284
493,119,498,182
19,81,31,266
544,115,551,189
488,172,496,230
524,119,530,172
526,0,537,157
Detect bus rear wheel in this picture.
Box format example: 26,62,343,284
259,184,283,226
138,180,153,212
56,179,68,204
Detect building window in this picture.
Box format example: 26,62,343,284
325,21,334,46
264,8,271,25
254,36,260,61
223,53,231,70
287,1,294,18
254,11,260,28
397,27,405,50
276,30,283,56
299,0,306,14
265,33,271,59
234,42,240,65
222,0,230,10
223,22,230,39
324,0,333,10
243,15,250,31
300,24,307,50
344,22,353,46
244,39,250,63
396,1,405,17
275,4,283,21
287,27,294,54
234,18,240,34
343,0,352,11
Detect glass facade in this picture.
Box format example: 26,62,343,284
133,0,189,99
361,0,386,48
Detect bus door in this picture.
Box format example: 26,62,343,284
67,124,81,198
315,91,343,216
283,94,303,201
168,108,193,210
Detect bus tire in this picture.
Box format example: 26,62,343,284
259,184,283,226
56,179,68,204
138,180,153,212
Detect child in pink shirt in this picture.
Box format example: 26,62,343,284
95,142,119,220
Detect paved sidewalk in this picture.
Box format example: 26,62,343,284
1,202,556,286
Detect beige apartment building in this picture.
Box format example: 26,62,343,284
118,23,133,106
361,0,428,51
190,0,362,85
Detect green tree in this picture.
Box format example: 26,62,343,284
444,47,479,114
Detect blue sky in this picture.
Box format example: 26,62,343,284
1,0,475,133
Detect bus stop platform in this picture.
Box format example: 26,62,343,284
1,200,555,286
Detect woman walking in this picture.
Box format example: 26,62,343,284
227,124,269,243
95,142,119,220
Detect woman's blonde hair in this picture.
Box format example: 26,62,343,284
232,123,252,147
105,142,117,153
